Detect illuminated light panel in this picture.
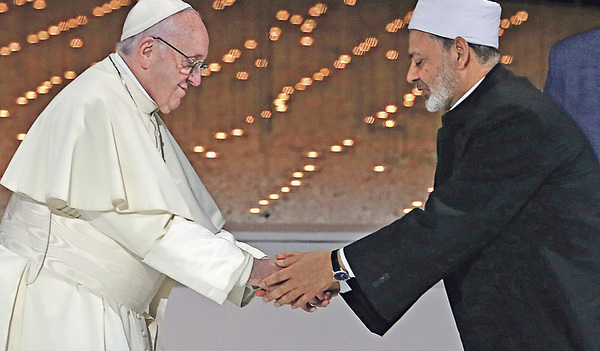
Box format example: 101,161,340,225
333,60,346,69
201,70,211,77
500,18,510,29
404,93,416,102
64,71,77,80
403,208,413,214
269,27,282,36
319,68,330,76
236,71,249,80
14,0,25,5
516,11,529,21
404,11,414,24
276,10,290,21
344,0,356,5
290,14,303,25
385,105,398,113
255,59,268,68
32,0,46,10
300,36,313,46
215,132,227,140
358,42,370,52
67,18,79,29
260,110,272,119
412,87,423,96
386,50,399,60
281,186,291,193
192,146,205,153
205,151,218,159
292,172,304,178
342,139,355,147
245,115,255,124
244,39,257,49
212,0,225,10
411,201,424,207
277,93,290,101
499,28,505,37
330,145,343,153
365,37,378,47
427,187,434,193
58,21,69,32
77,15,89,25
208,63,221,72
294,83,306,91
290,180,302,187
249,207,261,214
109,0,121,10
306,151,319,158
510,15,522,26
0,110,9,118
25,91,37,100
376,111,388,119
386,23,398,33
48,25,60,36
70,38,83,48
300,77,313,86
300,23,313,33
16,97,27,105
403,100,414,108
27,35,39,44
304,164,316,172
282,86,295,94
38,31,50,40
17,133,27,140
222,54,235,63
269,194,280,200
501,55,513,65
373,165,386,172
101,3,112,13
273,99,286,106
92,6,104,16
0,47,10,56
313,72,324,81
339,54,351,64
384,120,396,128
0,3,8,13
275,104,288,112
393,19,404,29
8,42,21,52
228,49,241,58
223,0,235,6
50,76,62,85
365,116,375,124
352,46,365,56
232,128,244,137
258,200,270,206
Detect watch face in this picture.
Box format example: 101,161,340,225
334,271,350,281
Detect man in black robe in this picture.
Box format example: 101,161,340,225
259,0,600,349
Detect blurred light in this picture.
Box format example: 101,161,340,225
277,93,290,101
393,19,404,29
236,71,249,80
373,165,386,172
261,110,272,118
292,172,304,178
27,34,40,44
249,207,261,214
205,151,218,158
376,111,388,119
290,14,303,25
412,87,423,96
386,50,399,60
212,0,225,10
427,187,434,193
306,151,319,158
404,11,414,24
276,10,290,21
228,49,241,58
501,55,513,65
301,23,314,33
342,139,355,147
201,70,211,77
500,18,510,29
209,63,221,72
330,145,342,152
365,37,378,47
290,180,302,187
499,28,504,37
245,116,255,124
0,47,10,56
70,38,83,48
339,54,351,64
25,91,37,100
411,201,424,207
50,76,62,84
385,105,398,113
304,164,316,172
258,199,270,206
14,0,25,5
8,42,20,52
223,0,235,6
510,15,522,26
58,21,69,32
244,40,257,49
77,15,89,25
67,18,79,29
32,0,45,9
222,54,235,63
255,59,268,68
313,72,324,81
101,3,112,13
300,77,313,86
192,146,205,153
16,97,27,105
37,30,50,40
275,104,288,112
0,110,9,118
344,0,356,5
215,132,227,140
17,133,26,140
300,36,314,46
281,186,291,193
282,86,295,94
294,83,306,91
269,27,282,36
0,3,7,13
232,128,244,137
64,71,77,80
384,120,396,128
269,194,280,200
403,100,414,107
516,11,529,21
358,42,370,52
333,60,346,69
386,23,398,33
93,6,105,16
353,46,365,56
109,0,121,9
48,25,60,36
365,116,375,124
403,208,413,214
404,93,416,102
319,68,330,76
36,86,49,94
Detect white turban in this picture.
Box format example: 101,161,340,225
408,0,501,49
120,0,192,41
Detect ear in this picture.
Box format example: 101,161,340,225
136,37,155,69
452,37,470,71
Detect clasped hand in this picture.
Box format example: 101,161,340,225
255,251,340,312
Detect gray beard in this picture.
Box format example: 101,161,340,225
425,62,457,113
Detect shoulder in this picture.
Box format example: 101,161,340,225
550,27,600,61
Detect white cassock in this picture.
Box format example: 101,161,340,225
0,53,265,351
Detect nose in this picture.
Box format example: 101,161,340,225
406,62,418,84
187,70,202,87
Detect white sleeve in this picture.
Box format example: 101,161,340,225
79,210,265,306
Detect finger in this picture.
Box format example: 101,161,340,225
292,292,318,310
274,254,302,268
275,252,299,260
255,289,267,297
274,288,303,307
259,270,291,289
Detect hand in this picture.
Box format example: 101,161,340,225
247,258,282,287
259,251,340,312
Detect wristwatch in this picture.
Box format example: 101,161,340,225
331,249,350,282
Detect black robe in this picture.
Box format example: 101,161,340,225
342,65,600,350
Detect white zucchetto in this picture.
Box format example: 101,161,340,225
120,0,192,41
408,0,502,49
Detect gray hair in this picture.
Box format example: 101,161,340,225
116,8,199,57
431,34,501,67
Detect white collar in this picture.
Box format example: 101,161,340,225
448,76,486,112
113,53,154,102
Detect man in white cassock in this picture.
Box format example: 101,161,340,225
0,0,282,350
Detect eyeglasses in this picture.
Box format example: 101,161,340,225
152,36,208,75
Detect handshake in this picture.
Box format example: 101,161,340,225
247,251,343,312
